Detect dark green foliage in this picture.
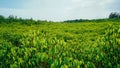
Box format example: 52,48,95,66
0,15,5,23
3,32,22,47
109,12,120,19
0,15,5,20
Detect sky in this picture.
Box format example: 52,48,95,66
0,0,120,21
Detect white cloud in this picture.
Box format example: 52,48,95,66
0,8,70,21
64,0,116,19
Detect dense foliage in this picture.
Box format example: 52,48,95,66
0,16,120,68
109,12,120,19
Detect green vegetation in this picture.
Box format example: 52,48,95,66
109,12,120,19
0,15,120,68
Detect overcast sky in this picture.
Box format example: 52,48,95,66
0,0,120,21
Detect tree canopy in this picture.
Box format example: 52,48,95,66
109,12,120,19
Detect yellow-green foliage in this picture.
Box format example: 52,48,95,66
0,22,120,68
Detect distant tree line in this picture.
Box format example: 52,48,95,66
0,15,50,25
0,12,120,24
64,19,90,22
64,12,120,23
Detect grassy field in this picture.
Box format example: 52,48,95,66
0,21,120,68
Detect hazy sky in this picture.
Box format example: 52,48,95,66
0,0,120,21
